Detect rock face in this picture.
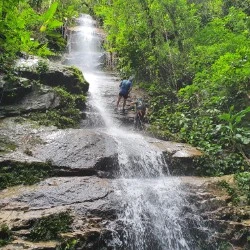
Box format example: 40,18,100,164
0,84,61,117
0,118,118,177
0,177,118,250
0,57,89,118
180,176,250,250
15,57,89,94
1,173,249,249
144,137,203,175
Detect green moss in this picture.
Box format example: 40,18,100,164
0,162,55,190
68,66,84,83
28,87,86,129
29,109,81,129
58,238,79,250
0,136,17,154
36,60,49,74
29,212,73,241
217,173,250,206
0,224,13,247
68,66,89,92
235,172,250,205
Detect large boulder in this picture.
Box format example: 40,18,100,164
0,57,89,120
0,56,89,119
0,84,60,117
15,57,89,94
0,176,118,250
0,118,119,177
0,76,33,106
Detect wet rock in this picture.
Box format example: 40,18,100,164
0,118,119,177
0,58,88,119
0,85,60,117
0,76,33,104
179,176,250,249
32,129,118,174
0,177,118,249
148,139,202,158
0,174,250,249
146,138,203,175
8,177,114,210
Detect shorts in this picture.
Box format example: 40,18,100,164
119,92,128,99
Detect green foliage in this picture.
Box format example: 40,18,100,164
218,180,239,205
40,2,61,32
217,172,250,206
94,0,200,82
131,4,250,176
0,0,90,71
29,212,73,241
0,162,54,190
235,172,250,204
217,106,250,148
58,238,79,250
0,224,13,247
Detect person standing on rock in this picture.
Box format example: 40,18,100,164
116,76,133,113
132,97,147,130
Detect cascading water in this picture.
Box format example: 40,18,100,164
66,14,216,250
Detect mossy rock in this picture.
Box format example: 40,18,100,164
28,212,73,241
0,161,56,190
0,76,33,105
0,136,17,154
16,57,89,95
0,224,13,247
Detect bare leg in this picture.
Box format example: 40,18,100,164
116,95,122,108
123,98,127,110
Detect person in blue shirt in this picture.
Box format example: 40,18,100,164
116,76,133,112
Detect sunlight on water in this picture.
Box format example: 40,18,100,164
66,14,215,250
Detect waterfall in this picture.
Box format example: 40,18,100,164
66,14,215,250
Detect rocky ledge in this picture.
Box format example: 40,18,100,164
0,174,249,249
0,56,89,119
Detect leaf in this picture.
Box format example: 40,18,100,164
47,20,63,29
40,2,59,32
233,106,250,124
219,113,231,122
40,25,46,32
41,2,59,22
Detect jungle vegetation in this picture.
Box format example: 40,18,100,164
93,0,250,178
0,0,249,179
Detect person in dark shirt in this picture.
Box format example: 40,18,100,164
132,97,147,130
116,77,133,112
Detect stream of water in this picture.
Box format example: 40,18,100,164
66,14,215,250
